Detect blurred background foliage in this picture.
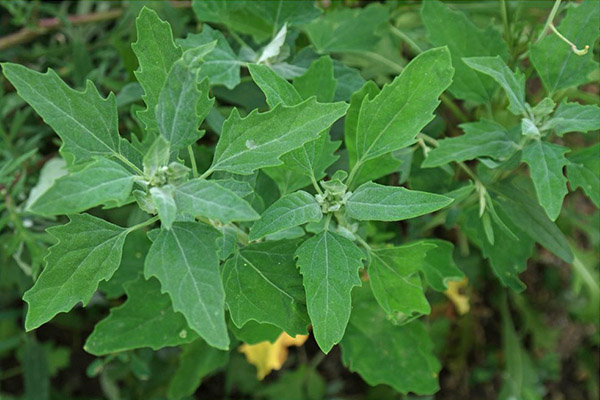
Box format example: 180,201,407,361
0,1,598,399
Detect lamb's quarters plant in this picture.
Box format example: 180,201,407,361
2,0,599,397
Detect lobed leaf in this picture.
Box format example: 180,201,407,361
144,222,229,349
222,240,310,336
85,276,197,355
421,0,509,104
28,158,135,216
422,120,519,168
352,47,454,168
530,0,600,94
295,231,365,353
462,56,527,116
369,242,434,320
24,214,129,330
340,285,441,395
132,7,182,137
210,97,347,174
174,178,259,223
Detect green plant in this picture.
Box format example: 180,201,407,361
1,1,598,399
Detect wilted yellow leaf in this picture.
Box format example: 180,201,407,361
445,278,470,315
239,332,309,380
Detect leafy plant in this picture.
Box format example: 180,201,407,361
1,0,598,399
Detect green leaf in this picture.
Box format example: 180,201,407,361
346,182,452,222
85,276,197,355
530,0,600,94
498,299,543,400
293,56,337,103
295,231,365,353
156,60,213,153
1,63,135,166
150,185,177,230
522,140,569,221
23,337,49,400
461,205,533,292
249,191,321,240
491,178,573,263
422,120,518,168
192,0,321,43
248,64,303,108
132,7,182,137
419,240,464,292
144,222,229,349
567,143,600,207
544,102,600,136
222,240,310,336
462,56,527,116
273,132,341,193
23,214,128,330
345,81,400,186
143,136,170,179
263,133,341,195
532,97,556,118
369,242,434,321
351,47,453,169
99,231,150,299
303,3,389,53
421,0,509,104
248,64,341,192
28,158,135,216
178,25,242,89
174,178,259,223
229,320,282,345
167,340,228,400
340,285,440,395
210,97,347,174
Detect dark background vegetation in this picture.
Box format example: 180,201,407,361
0,1,598,399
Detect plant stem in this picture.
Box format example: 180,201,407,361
500,0,514,54
199,168,214,180
389,25,423,54
362,51,404,74
188,145,198,179
418,133,482,186
535,0,562,43
126,216,159,233
115,153,144,176
310,176,324,196
549,23,589,55
440,94,469,123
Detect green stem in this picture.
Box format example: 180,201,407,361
500,0,514,55
310,175,324,196
126,216,159,233
188,145,198,179
549,23,589,55
228,28,250,49
115,153,143,176
229,223,249,245
389,25,423,54
346,160,362,190
418,133,482,186
535,0,561,43
440,94,469,123
199,167,214,180
362,51,404,74
355,235,371,252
